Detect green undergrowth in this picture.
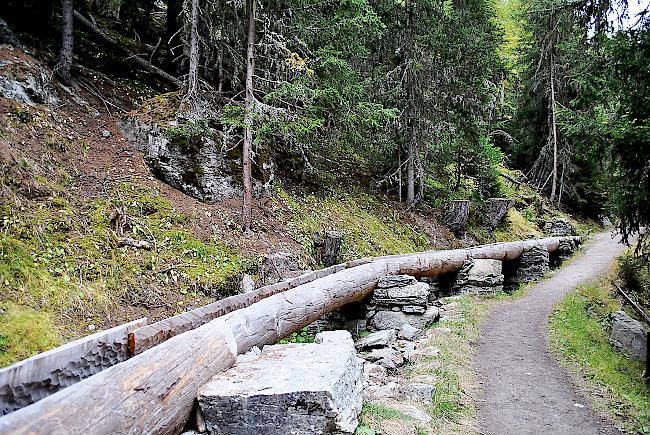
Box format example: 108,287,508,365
468,166,601,243
0,180,251,367
549,283,649,433
422,297,488,432
275,186,430,262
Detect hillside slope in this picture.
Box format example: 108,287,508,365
0,43,592,367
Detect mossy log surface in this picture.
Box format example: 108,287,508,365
0,236,579,434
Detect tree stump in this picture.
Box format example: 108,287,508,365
482,198,514,231
442,200,470,236
315,231,343,267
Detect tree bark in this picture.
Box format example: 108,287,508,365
57,0,74,85
549,53,558,203
0,318,147,415
186,0,200,99
242,0,256,232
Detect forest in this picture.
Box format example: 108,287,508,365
0,0,649,433
3,0,648,243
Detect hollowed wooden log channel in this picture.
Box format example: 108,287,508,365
0,236,579,434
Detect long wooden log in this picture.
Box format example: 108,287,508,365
0,237,577,434
130,264,346,355
0,318,147,415
0,319,237,434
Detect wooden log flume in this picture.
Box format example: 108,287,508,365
0,236,579,434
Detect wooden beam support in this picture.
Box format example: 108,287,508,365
0,237,579,434
0,318,147,415
130,264,346,355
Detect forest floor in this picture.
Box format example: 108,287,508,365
474,231,627,434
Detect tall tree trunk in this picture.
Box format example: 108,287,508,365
549,53,558,203
405,0,416,209
406,131,415,207
57,0,74,85
186,0,200,99
242,0,256,232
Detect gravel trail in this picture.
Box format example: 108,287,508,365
475,232,626,435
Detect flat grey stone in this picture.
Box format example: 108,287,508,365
401,383,435,402
355,329,396,350
371,306,439,330
372,282,429,308
398,324,422,341
377,275,417,289
363,348,404,368
609,310,647,361
198,330,362,434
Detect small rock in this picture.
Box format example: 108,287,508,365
371,306,439,330
355,329,396,350
240,273,255,293
364,348,404,368
365,382,400,400
377,275,417,289
398,324,422,341
87,324,96,331
102,129,112,138
401,342,417,361
363,362,388,384
401,383,435,402
389,403,432,423
402,305,426,314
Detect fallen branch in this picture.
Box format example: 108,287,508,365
117,237,152,249
612,282,650,324
73,11,182,88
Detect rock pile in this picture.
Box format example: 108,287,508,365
544,217,575,237
198,331,363,434
609,310,648,361
554,237,578,263
503,243,549,291
366,275,439,330
453,259,504,296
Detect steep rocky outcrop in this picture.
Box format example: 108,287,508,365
119,117,274,202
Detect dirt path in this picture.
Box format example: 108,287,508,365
475,231,627,435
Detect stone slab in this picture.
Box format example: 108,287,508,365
198,331,363,434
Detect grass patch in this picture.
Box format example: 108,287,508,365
275,186,430,262
0,181,251,367
549,283,649,433
0,302,63,367
423,297,488,432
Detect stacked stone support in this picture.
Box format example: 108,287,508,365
367,275,439,330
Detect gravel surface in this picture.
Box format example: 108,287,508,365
475,232,626,435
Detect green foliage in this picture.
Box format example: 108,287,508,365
276,186,430,261
360,403,412,421
0,181,250,367
618,252,650,309
549,283,649,433
277,327,315,344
